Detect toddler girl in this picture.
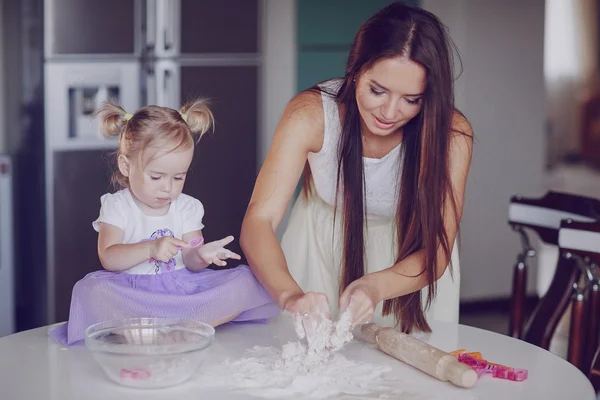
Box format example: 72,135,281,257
51,99,279,345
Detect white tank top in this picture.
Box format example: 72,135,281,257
307,79,403,219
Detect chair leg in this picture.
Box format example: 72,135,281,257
589,346,600,392
567,284,588,371
586,282,600,373
509,258,527,338
523,256,580,349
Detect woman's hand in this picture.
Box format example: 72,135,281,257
283,291,330,317
283,292,331,339
339,276,381,327
196,235,241,267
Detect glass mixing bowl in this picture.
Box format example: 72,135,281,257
85,318,215,389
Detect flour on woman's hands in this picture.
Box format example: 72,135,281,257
292,307,354,353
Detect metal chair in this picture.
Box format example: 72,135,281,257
507,191,600,343
557,219,600,381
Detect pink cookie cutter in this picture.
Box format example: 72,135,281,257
455,353,528,382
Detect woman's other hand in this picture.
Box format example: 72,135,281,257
339,277,381,327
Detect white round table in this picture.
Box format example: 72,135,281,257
0,316,594,399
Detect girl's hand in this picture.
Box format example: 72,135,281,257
196,235,241,267
149,236,189,262
339,277,380,327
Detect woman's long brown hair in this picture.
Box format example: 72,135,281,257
306,3,465,333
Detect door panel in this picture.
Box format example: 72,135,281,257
180,0,259,54
46,0,137,55
179,65,258,266
53,150,113,321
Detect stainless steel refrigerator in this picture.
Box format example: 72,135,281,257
0,156,15,337
44,0,262,324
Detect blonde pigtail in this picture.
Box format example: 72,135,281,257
94,101,130,138
179,98,215,140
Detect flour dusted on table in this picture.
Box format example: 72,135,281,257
194,311,478,399
208,345,395,399
195,310,400,399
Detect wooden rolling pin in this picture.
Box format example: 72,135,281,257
359,323,478,388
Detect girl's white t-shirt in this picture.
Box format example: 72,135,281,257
92,188,205,275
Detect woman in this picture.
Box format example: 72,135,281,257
240,2,473,333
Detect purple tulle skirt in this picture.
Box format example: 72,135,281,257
50,265,280,345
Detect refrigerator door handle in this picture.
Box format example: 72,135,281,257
146,0,157,52
163,0,172,50
155,61,179,109
156,0,179,55
164,30,171,51
164,69,171,92
145,64,157,106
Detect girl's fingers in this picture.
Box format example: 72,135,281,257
219,251,241,260
217,236,234,247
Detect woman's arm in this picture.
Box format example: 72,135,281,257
340,113,474,313
240,91,325,309
98,222,188,272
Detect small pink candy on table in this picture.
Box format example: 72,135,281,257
120,368,152,380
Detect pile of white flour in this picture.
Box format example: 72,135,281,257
195,311,404,399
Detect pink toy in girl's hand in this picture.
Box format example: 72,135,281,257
452,351,528,382
187,236,204,248
148,237,203,263
175,236,204,249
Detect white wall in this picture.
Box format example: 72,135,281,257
422,0,546,300
261,0,296,165
261,0,297,239
421,0,468,112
